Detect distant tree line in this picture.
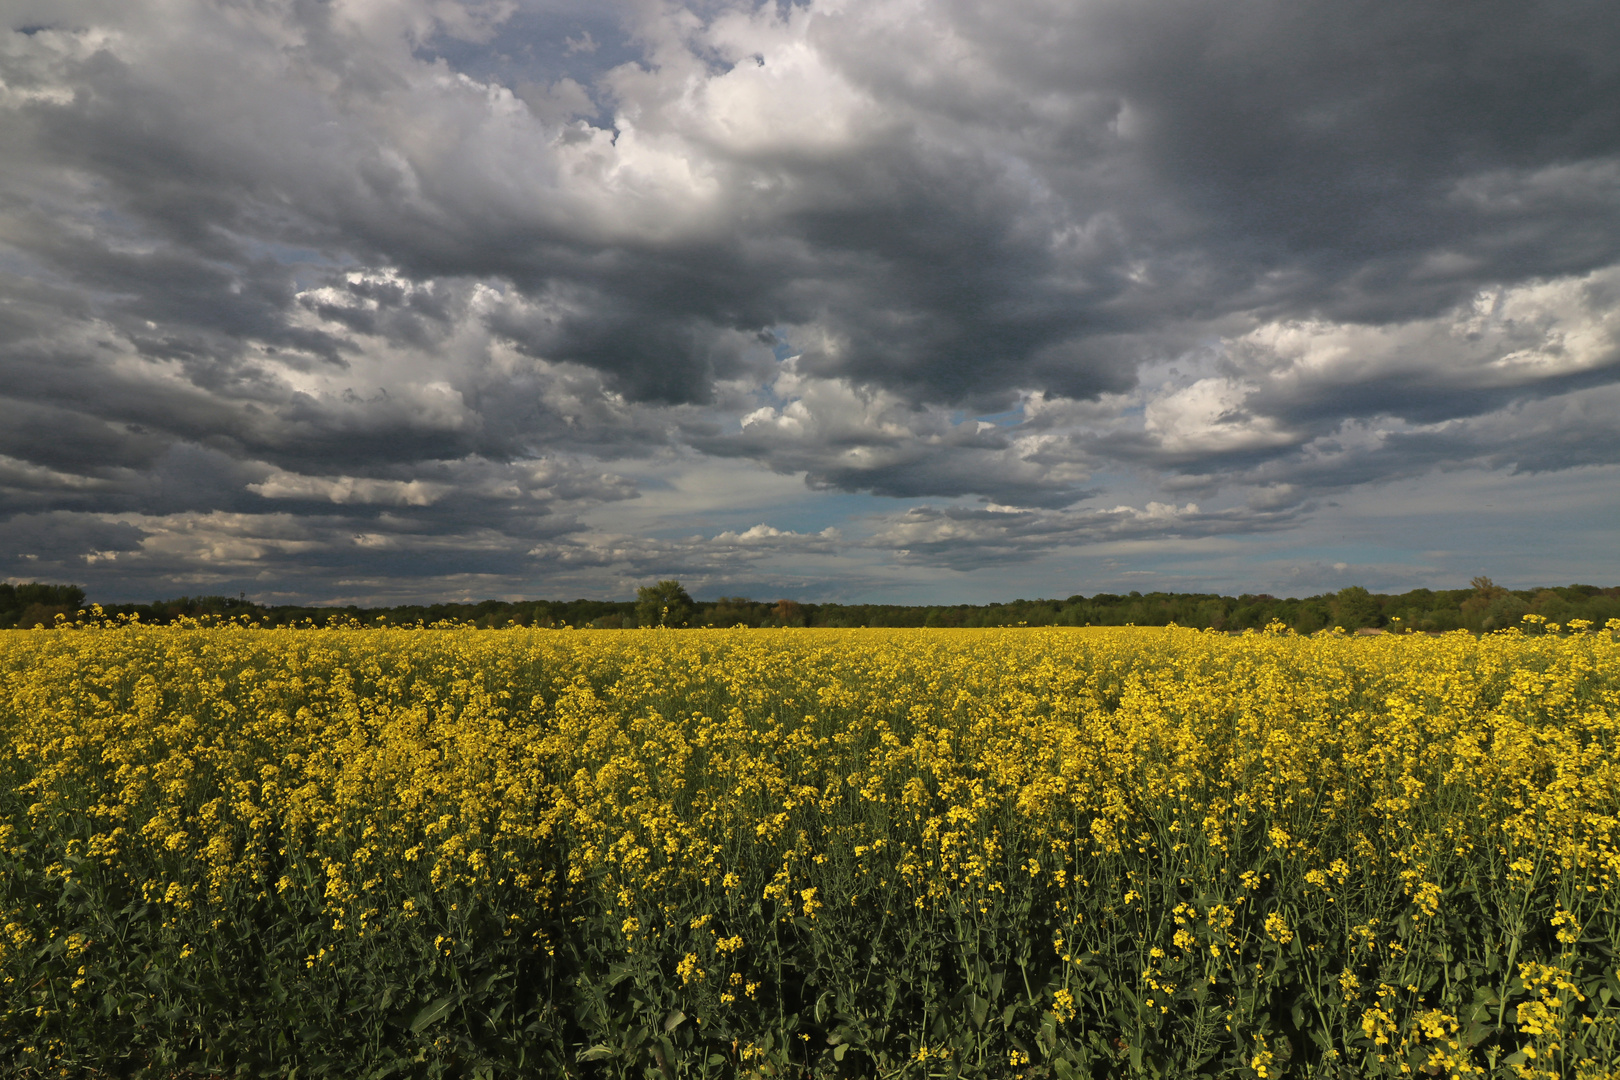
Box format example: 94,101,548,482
5,576,1618,633
0,582,86,630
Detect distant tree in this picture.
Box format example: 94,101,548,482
1459,576,1513,630
0,582,86,629
636,580,694,627
704,597,759,628
1331,586,1380,629
0,582,85,613
772,599,806,627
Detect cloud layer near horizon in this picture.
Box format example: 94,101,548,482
2,0,1617,602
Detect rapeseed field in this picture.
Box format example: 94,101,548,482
2,619,1619,1079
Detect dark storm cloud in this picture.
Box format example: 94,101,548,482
686,363,1098,507
4,512,147,562
0,398,168,480
867,500,1306,572
10,0,1608,402
1,0,1618,596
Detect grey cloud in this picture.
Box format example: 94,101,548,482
527,521,843,569
1068,268,1620,497
1341,387,1620,482
0,498,601,601
12,0,1608,417
2,0,1619,598
245,456,639,523
707,523,841,555
0,397,169,480
868,500,1307,572
1235,270,1620,429
691,365,1096,507
4,511,148,563
1129,382,1620,516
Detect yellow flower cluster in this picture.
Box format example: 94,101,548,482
1,620,1618,1076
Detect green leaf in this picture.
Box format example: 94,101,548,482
662,1009,686,1033
988,965,1007,1001
1038,1012,1058,1057
656,1034,678,1079
408,997,453,1034
577,1045,617,1063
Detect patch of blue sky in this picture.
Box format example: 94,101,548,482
1111,397,1148,421
237,237,348,270
953,406,1025,428
0,242,63,285
640,485,888,541
408,4,642,124
1258,541,1408,568
232,238,354,292
748,490,901,535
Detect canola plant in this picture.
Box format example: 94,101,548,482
2,619,1619,1079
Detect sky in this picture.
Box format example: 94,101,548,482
0,0,1617,606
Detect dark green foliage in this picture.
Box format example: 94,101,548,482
20,578,1620,633
5,818,1611,1078
636,581,696,628
0,582,86,629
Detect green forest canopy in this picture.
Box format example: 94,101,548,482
4,578,1617,634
